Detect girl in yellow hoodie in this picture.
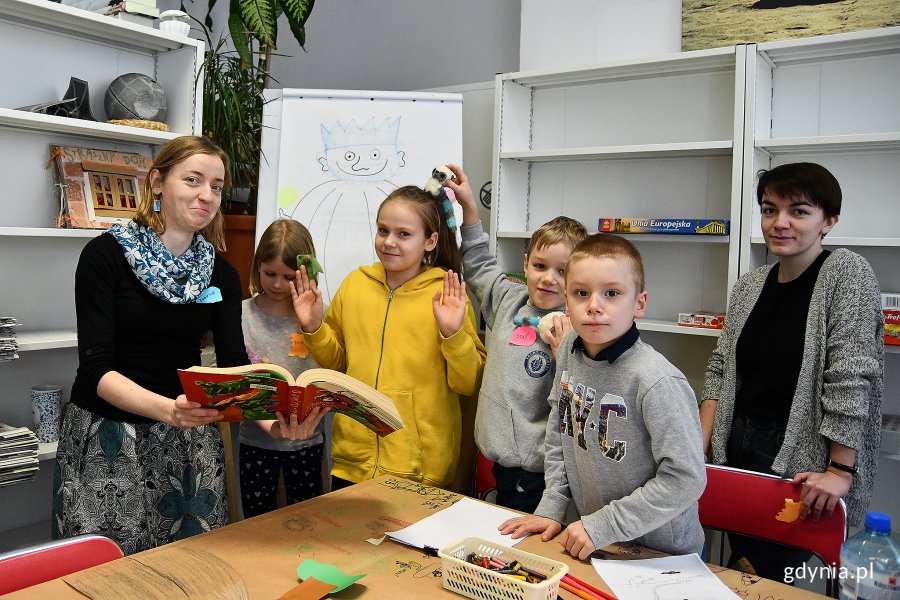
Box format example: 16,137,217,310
292,185,486,489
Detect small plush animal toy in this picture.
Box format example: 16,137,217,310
296,254,325,282
538,311,566,344
424,165,457,230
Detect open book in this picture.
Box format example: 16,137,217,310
177,366,403,437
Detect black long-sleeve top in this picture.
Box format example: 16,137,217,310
71,232,249,423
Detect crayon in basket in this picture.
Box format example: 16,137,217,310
464,553,548,584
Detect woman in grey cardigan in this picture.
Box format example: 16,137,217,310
700,163,884,582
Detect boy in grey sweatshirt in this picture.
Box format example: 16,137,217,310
446,165,587,513
501,234,706,557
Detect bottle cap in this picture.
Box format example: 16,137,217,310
865,511,891,533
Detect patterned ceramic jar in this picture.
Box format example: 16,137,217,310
31,385,62,443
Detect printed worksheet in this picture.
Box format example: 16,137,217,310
591,553,736,600
385,497,526,552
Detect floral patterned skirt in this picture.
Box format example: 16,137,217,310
52,403,228,555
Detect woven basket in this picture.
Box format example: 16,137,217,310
107,119,170,132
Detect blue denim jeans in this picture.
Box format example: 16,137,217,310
725,412,812,584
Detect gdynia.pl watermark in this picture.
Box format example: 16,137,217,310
784,562,876,585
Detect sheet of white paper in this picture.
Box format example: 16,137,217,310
591,553,737,600
385,497,526,551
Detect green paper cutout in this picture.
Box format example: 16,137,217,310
278,186,300,208
297,559,365,593
297,254,325,281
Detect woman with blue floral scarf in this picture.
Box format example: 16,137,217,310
52,136,324,555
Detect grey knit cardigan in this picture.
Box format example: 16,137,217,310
703,248,884,526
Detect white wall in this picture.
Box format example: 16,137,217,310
167,0,521,91
520,0,682,70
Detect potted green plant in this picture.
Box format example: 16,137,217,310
192,0,315,213
192,0,315,295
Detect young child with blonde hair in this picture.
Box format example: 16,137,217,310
446,164,587,513
501,234,706,558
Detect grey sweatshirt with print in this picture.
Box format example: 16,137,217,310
460,223,560,472
535,335,707,555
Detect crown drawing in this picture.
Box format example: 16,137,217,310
321,117,401,149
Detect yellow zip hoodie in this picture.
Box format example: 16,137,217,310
304,263,486,486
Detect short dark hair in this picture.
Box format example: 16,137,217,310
566,233,645,293
756,162,841,219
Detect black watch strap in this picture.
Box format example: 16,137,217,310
828,459,858,475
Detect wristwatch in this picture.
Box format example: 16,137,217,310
828,459,858,476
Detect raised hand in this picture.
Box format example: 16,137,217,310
444,163,480,226
290,265,325,333
432,270,467,338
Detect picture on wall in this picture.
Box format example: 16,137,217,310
682,1,900,51
49,145,152,229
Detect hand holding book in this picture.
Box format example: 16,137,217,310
177,365,404,437
268,405,330,441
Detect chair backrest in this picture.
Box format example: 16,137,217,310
699,464,848,568
0,534,124,594
474,451,497,500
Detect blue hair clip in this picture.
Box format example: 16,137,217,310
513,315,540,327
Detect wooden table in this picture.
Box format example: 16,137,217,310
5,476,828,599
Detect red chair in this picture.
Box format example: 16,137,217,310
699,464,847,597
474,451,497,501
0,534,124,594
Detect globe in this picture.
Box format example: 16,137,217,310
104,73,167,121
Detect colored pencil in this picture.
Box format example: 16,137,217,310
562,574,617,600
559,580,599,600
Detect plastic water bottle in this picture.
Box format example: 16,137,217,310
839,511,900,599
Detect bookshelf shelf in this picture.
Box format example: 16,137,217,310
500,141,734,162
0,227,103,238
0,108,182,145
637,319,722,338
750,236,900,248
17,330,78,352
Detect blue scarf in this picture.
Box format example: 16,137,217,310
108,221,214,304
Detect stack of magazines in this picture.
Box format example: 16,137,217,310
0,424,40,487
0,317,19,362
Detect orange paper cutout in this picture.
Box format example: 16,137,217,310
289,333,309,358
278,577,337,600
775,498,801,523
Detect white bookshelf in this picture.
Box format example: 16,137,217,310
491,45,746,333
741,27,900,441
0,0,202,522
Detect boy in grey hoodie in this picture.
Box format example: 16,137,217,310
445,165,587,513
500,234,706,557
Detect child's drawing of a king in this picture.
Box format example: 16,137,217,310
280,117,405,302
